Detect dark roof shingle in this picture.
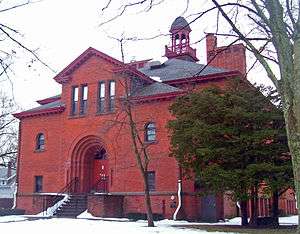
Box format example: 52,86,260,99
23,100,65,113
132,82,182,97
139,58,228,82
170,16,191,32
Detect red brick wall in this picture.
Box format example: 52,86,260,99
206,34,247,76
88,194,123,218
16,194,63,214
279,188,297,215
223,193,238,219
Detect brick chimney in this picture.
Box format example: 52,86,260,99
206,33,247,76
206,33,217,53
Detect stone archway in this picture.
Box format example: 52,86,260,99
69,135,108,194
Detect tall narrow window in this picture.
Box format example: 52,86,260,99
147,171,155,191
145,122,156,142
108,80,116,112
98,81,105,113
36,133,45,151
71,86,79,115
80,85,88,114
34,176,43,193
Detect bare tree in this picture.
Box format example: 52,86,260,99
0,0,54,168
0,91,18,168
103,36,155,227
0,0,55,83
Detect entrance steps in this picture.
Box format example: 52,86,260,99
54,195,87,218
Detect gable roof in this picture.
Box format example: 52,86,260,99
54,47,124,84
139,58,229,82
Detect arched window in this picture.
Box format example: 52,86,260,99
175,34,180,45
36,133,45,151
181,34,186,44
145,122,156,142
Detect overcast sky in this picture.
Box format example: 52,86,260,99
0,0,271,110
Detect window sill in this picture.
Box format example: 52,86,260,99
144,140,158,145
96,111,116,116
68,114,86,119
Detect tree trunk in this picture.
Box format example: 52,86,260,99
271,190,279,227
142,171,155,227
249,187,258,227
240,200,248,226
126,101,155,227
280,33,300,233
284,111,300,232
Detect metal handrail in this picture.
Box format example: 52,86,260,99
42,177,79,214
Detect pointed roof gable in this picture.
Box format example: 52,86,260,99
54,47,124,84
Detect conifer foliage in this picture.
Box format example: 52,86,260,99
168,80,293,226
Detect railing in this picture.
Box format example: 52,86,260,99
165,44,197,59
90,176,109,193
42,177,79,215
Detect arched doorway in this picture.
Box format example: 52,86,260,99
69,135,109,194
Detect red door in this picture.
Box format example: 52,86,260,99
92,149,108,192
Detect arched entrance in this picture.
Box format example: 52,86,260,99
69,135,109,194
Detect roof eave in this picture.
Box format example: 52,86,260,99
13,106,65,120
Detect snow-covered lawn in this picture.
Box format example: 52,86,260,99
0,217,234,234
0,212,298,234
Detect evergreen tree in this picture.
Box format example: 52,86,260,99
168,80,292,226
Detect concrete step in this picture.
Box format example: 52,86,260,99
54,195,87,218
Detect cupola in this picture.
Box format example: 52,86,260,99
164,16,198,62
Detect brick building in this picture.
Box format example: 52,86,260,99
14,17,296,221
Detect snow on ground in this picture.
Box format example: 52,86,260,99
0,217,236,234
0,215,28,223
77,210,130,221
0,213,298,234
279,215,298,225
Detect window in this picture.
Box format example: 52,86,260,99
108,80,116,112
147,171,155,191
36,133,45,151
98,81,106,113
71,86,79,115
175,34,180,45
80,85,88,114
145,122,156,142
34,176,43,193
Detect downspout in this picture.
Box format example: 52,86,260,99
173,179,182,220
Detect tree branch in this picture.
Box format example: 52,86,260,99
212,0,279,90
